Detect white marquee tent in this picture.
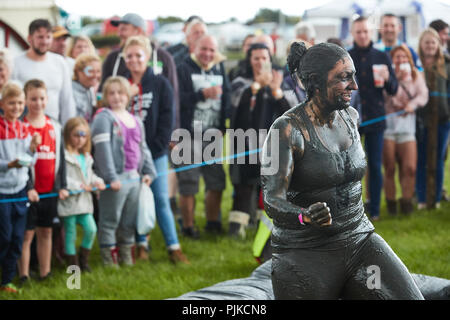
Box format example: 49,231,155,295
303,0,450,47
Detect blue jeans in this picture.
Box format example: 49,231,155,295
363,130,384,218
0,188,28,285
415,122,450,203
136,155,180,250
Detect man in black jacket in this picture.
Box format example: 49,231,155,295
348,16,398,220
175,35,230,238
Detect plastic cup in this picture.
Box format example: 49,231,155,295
399,63,411,73
17,154,33,167
372,64,386,88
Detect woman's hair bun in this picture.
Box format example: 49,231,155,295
287,41,308,76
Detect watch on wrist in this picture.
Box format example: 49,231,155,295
272,88,283,99
251,82,261,95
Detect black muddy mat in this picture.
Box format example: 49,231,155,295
171,260,450,300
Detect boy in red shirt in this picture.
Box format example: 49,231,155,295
18,79,68,282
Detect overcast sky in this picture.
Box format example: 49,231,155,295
54,0,333,22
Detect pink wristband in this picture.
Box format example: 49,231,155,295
298,213,305,225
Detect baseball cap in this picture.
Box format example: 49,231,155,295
110,13,146,31
52,25,70,39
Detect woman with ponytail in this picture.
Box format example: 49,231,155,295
261,42,423,300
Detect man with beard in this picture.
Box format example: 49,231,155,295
10,19,75,272
348,17,398,221
11,19,75,125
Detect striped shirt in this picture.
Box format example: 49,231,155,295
0,116,34,194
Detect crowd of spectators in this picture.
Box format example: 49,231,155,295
0,12,448,294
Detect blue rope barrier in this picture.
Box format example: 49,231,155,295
359,110,406,127
430,91,450,98
0,96,441,205
0,149,262,204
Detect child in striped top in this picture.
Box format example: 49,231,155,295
0,82,40,293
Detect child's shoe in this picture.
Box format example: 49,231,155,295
118,244,135,266
100,246,119,268
66,254,79,268
0,283,20,293
79,247,92,272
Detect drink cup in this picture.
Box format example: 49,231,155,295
399,62,411,74
17,154,33,167
372,64,386,88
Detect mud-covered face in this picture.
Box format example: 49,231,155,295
322,57,358,111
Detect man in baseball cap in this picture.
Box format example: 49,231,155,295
50,25,70,56
50,25,75,72
100,13,148,88
110,13,147,44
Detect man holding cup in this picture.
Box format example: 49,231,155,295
348,16,398,220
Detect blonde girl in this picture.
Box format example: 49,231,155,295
91,76,156,267
58,117,105,272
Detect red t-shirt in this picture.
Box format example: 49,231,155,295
24,117,56,193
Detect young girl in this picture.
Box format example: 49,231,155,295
58,117,105,272
91,76,156,267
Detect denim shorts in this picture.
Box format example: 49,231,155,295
384,131,416,144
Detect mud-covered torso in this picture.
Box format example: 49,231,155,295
271,104,374,249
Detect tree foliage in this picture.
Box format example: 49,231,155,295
157,16,184,25
247,8,301,25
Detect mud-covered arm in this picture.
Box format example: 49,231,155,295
261,116,306,225
261,115,332,227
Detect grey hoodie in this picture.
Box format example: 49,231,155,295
72,80,96,122
90,108,156,184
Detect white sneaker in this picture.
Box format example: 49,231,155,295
417,203,426,210
436,202,441,209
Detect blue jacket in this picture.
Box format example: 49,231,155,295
126,67,175,160
348,41,398,133
177,56,230,133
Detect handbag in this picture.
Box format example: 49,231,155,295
136,182,156,235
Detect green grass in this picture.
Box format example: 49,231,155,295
2,157,449,300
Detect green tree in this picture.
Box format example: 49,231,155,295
157,16,184,25
247,8,300,25
81,16,104,27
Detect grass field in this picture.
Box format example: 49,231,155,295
1,157,449,300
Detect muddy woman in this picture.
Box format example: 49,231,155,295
260,42,423,299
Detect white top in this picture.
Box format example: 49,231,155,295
11,51,76,125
